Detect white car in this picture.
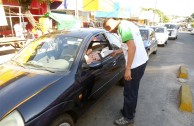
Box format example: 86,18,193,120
155,27,168,46
164,23,178,40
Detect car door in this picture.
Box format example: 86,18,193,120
104,32,125,80
77,33,120,100
149,29,157,53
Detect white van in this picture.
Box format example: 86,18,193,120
164,23,178,40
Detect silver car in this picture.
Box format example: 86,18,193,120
139,28,158,57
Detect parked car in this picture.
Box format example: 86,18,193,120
154,27,168,47
190,29,194,35
139,27,158,57
164,23,178,40
0,28,125,126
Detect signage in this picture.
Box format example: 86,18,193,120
0,0,7,26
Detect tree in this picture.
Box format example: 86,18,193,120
191,13,194,19
9,0,52,28
141,8,170,23
185,16,193,23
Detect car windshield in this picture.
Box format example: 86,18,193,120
164,24,176,29
11,34,82,72
155,28,164,33
140,30,148,40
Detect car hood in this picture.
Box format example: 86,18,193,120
0,65,63,120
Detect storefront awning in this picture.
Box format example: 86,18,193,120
47,12,81,30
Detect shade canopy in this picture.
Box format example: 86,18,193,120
47,12,81,30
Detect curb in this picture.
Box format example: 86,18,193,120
179,84,193,112
178,66,188,79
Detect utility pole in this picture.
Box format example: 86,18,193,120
153,0,157,25
75,0,78,19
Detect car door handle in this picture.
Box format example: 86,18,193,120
112,61,117,66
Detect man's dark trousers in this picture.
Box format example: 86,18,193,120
123,62,147,120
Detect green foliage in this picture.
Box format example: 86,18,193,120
163,15,170,23
191,23,194,28
185,16,193,23
191,13,194,19
34,22,43,31
141,8,170,23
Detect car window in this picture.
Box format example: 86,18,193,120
164,24,177,29
155,28,164,33
84,33,113,64
12,35,82,72
105,33,121,49
140,29,149,41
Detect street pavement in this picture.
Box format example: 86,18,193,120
0,31,194,126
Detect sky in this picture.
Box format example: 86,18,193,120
62,0,194,17
130,0,194,16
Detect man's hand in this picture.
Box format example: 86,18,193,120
124,69,132,81
111,49,123,57
110,50,118,57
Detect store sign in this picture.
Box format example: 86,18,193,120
83,0,114,11
0,0,7,26
95,2,131,18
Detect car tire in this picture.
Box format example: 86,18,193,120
51,114,74,126
162,44,165,47
165,41,168,44
153,49,157,54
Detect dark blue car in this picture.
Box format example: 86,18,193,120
0,28,125,126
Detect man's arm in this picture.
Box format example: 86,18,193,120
125,40,136,80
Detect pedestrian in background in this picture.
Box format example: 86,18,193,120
103,18,148,126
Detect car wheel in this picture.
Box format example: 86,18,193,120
153,48,157,54
162,44,165,47
165,41,168,44
51,114,74,126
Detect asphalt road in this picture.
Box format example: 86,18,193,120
0,32,194,126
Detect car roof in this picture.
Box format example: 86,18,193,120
139,27,152,31
43,28,106,39
164,23,177,26
154,26,166,29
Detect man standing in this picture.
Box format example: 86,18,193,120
103,18,148,126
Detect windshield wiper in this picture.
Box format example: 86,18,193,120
10,60,25,68
35,67,55,73
24,62,44,68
